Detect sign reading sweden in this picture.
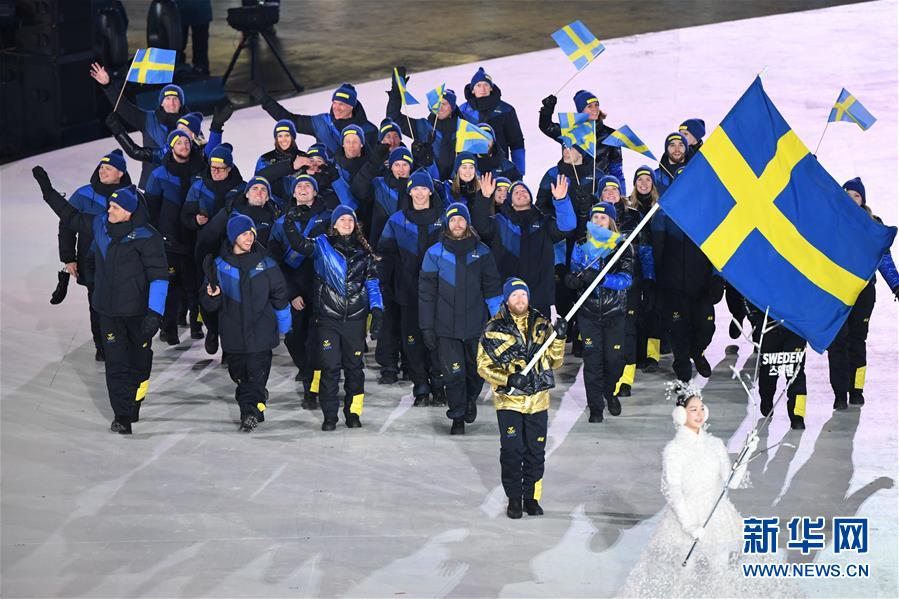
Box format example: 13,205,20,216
660,78,896,352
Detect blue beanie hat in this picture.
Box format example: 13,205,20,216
227,214,256,244
108,186,139,213
378,118,402,142
503,277,530,303
341,124,365,147
99,149,127,173
591,201,617,222
842,177,866,205
158,84,185,106
679,118,706,141
306,143,332,162
633,165,654,185
209,143,234,168
245,176,272,197
665,131,688,150
597,175,622,196
495,176,512,192
332,83,358,108
407,169,434,193
292,173,319,194
453,151,477,175
574,89,599,113
389,146,414,169
470,67,493,88
508,180,534,202
273,119,297,139
176,112,203,137
443,88,458,110
166,129,191,149
330,204,357,226
445,202,471,225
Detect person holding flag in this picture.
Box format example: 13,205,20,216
564,202,633,422
473,123,521,183
458,67,526,176
90,51,185,188
540,90,624,193
827,177,899,410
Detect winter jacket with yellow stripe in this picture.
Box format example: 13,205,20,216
477,304,565,414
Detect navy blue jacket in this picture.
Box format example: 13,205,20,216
267,200,331,300
260,95,378,155
144,149,207,255
419,234,503,340
201,246,290,354
377,205,444,307
180,166,245,233
459,84,526,175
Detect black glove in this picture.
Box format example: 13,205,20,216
564,272,584,290
553,317,568,340
369,308,383,339
393,66,407,85
50,269,70,305
422,329,438,351
892,286,899,301
141,310,162,341
411,138,434,167
249,83,266,104
105,112,126,135
32,165,53,194
575,185,595,210
211,102,234,132
581,269,599,285
541,94,557,111
370,142,391,165
507,372,529,390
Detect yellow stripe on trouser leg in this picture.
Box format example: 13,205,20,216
533,479,543,501
615,363,636,394
647,338,660,361
793,394,806,417
135,380,149,401
310,370,321,393
257,403,266,412
350,393,364,415
854,366,866,390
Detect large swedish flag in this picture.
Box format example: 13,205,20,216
660,77,896,352
127,48,176,84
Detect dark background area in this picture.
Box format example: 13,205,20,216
1,0,869,162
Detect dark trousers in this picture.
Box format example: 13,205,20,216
163,253,199,334
100,315,153,422
827,280,875,396
497,409,548,500
315,316,366,420
399,303,439,397
436,336,483,420
86,284,103,352
616,307,637,392
227,350,272,420
663,289,716,381
180,22,210,71
283,300,317,391
375,299,401,376
636,296,662,364
580,314,626,413
758,326,807,418
725,283,747,327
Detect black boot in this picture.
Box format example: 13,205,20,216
50,270,70,305
849,391,865,406
465,397,477,423
607,396,621,416
450,418,465,435
378,371,398,385
164,328,180,346
204,333,218,355
190,323,204,339
321,417,337,431
790,415,806,430
301,393,318,410
588,408,604,423
524,499,544,516
692,354,712,378
345,413,362,428
95,347,105,362
431,388,447,407
642,359,659,373
110,419,132,434
413,394,430,407
833,393,849,411
617,383,631,397
131,401,142,423
239,415,258,432
507,497,523,519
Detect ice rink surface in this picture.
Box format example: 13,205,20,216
1,1,897,597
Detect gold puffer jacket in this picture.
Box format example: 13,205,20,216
476,305,565,414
